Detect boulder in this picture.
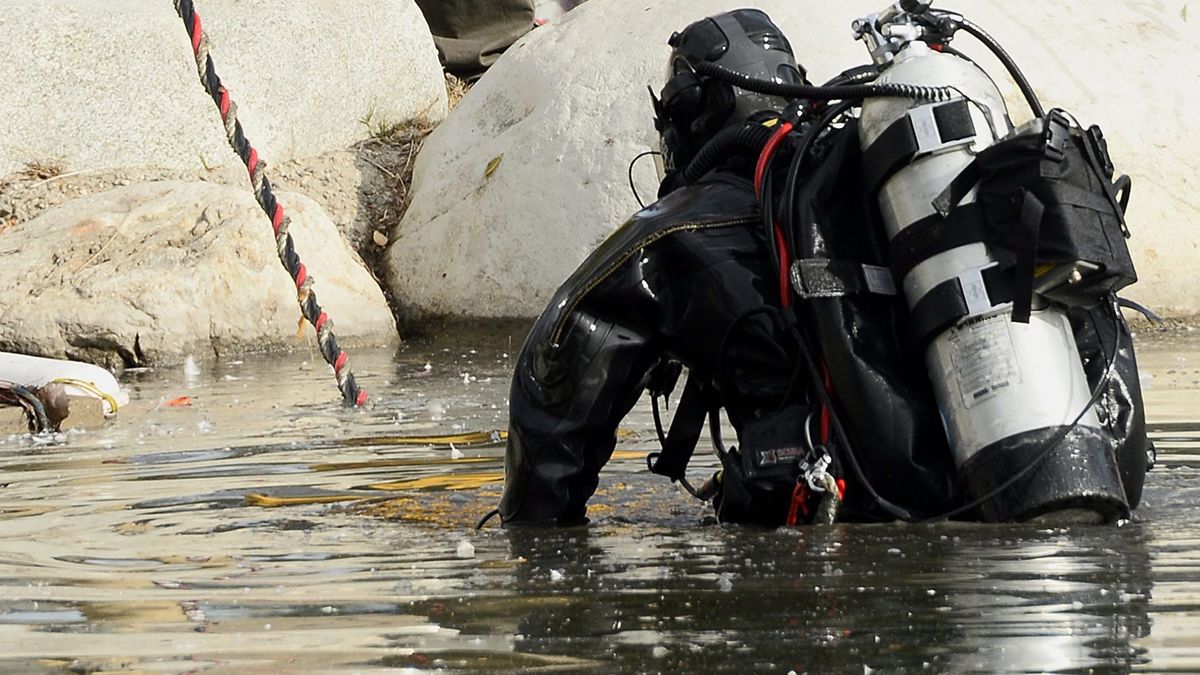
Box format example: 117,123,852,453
0,182,397,367
0,0,446,175
387,0,1200,319
535,0,588,22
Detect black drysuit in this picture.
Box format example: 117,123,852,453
498,171,814,524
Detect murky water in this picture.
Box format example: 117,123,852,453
1,322,1198,673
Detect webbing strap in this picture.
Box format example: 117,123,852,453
888,202,990,282
1009,192,1043,324
1077,127,1132,234
1051,181,1120,214
910,264,1015,347
863,98,976,193
790,258,898,300
647,376,710,482
862,112,918,194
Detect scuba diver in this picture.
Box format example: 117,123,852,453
496,4,1153,528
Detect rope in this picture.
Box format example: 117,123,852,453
171,0,367,407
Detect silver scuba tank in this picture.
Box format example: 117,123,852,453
853,4,1128,522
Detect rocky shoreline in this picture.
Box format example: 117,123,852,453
1,131,428,314
0,0,450,367
2,0,1195,370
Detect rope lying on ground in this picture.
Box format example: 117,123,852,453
172,0,367,407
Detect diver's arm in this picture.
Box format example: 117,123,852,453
500,309,658,524
497,177,760,524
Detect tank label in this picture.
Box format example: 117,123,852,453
947,313,1021,409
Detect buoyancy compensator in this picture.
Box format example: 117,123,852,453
852,1,1144,522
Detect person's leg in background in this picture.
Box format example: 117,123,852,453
413,0,535,80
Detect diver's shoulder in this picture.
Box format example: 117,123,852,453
628,173,758,228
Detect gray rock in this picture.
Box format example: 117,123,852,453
535,0,588,22
0,182,397,368
0,0,446,175
387,0,1200,318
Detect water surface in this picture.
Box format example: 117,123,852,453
1,323,1197,673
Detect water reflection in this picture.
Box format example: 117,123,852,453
0,326,1195,672
387,522,1154,672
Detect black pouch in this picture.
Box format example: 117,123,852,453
709,405,808,526
936,109,1137,320
713,447,800,526
736,402,811,480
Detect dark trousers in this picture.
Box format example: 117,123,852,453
414,0,535,79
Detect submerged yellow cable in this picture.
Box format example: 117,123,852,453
332,429,641,449
367,472,504,491
335,430,505,447
245,493,372,507
310,457,491,472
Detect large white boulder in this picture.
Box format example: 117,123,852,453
0,182,397,367
388,0,1200,318
0,0,446,175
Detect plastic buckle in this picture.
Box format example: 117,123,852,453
1043,110,1072,161
957,262,1001,318
801,445,833,492
908,98,974,156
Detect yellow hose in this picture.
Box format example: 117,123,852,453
51,378,120,414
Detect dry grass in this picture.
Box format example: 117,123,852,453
355,125,429,227
21,158,66,181
360,109,430,146
0,159,69,235
445,73,470,110
347,74,474,327
356,74,473,229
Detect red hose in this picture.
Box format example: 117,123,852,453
754,122,795,307
774,225,791,307
754,122,793,197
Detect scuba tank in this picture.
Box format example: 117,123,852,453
853,1,1134,522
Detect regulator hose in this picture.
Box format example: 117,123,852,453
0,383,52,433
822,64,880,87
694,61,953,102
683,122,777,183
941,13,1045,118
